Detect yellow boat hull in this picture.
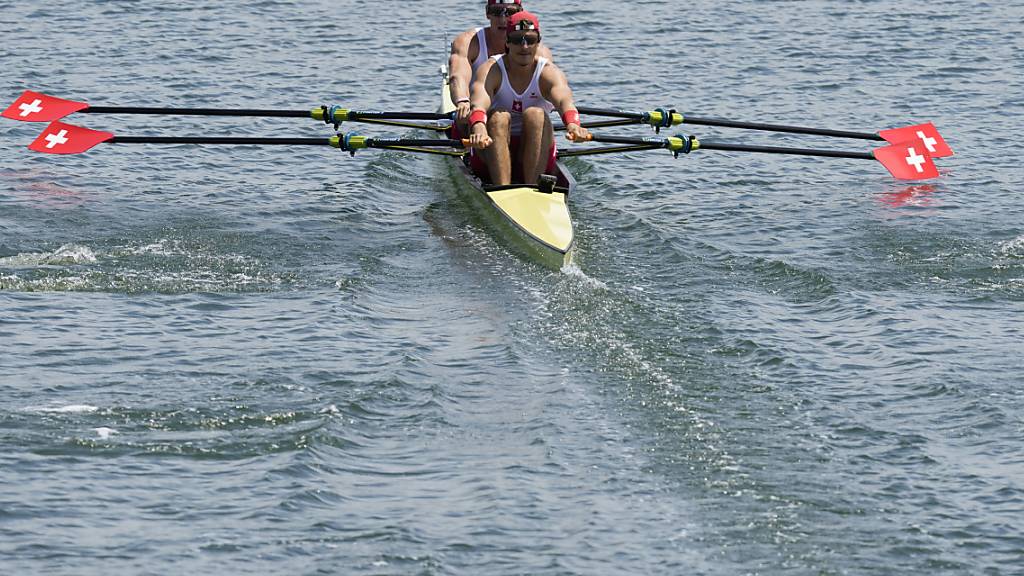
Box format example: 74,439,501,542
438,66,575,268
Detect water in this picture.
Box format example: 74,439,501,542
2,1,1023,574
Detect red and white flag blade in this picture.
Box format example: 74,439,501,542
873,139,939,180
878,122,953,158
2,90,89,122
28,121,114,155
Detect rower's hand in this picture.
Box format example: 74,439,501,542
469,123,492,149
565,123,591,143
455,100,472,121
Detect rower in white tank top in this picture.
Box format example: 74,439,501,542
489,56,555,136
471,28,491,74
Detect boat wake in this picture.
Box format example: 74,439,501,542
0,243,97,267
559,260,608,290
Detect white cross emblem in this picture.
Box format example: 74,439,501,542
905,146,926,173
19,98,44,117
45,129,69,149
916,130,937,153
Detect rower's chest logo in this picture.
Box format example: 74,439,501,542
512,100,523,113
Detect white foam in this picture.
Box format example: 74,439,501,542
32,404,99,414
93,427,118,439
0,243,97,267
560,261,608,290
997,235,1024,258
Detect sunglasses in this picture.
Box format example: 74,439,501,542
507,33,540,46
487,6,521,17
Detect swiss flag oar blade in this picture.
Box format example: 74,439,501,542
2,90,89,122
28,121,114,154
873,139,939,180
878,122,953,158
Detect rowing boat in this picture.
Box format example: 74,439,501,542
438,64,576,269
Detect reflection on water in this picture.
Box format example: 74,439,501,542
878,183,939,208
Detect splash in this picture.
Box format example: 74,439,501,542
29,404,100,414
560,261,608,290
93,427,118,439
997,235,1024,259
0,243,97,267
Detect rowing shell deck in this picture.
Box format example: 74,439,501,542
438,65,576,269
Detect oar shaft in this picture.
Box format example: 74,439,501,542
106,136,466,148
80,107,451,121
83,106,311,118
582,133,876,160
347,111,452,121
682,116,884,141
699,141,875,160
365,137,463,148
579,105,886,141
576,106,646,121
109,136,329,145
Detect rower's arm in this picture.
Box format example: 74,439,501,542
467,62,499,148
542,65,590,142
448,32,475,105
469,61,498,120
541,65,576,116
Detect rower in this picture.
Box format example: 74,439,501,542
467,11,589,186
448,0,554,135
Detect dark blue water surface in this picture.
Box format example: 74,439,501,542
2,1,1023,574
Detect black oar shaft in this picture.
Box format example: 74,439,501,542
576,106,646,121
347,111,451,121
587,134,671,147
80,107,451,121
84,106,311,118
584,133,875,160
682,116,883,141
579,105,885,141
109,136,329,145
365,138,462,148
699,141,875,160
106,135,465,149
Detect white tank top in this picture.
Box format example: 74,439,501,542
490,56,555,135
471,28,491,74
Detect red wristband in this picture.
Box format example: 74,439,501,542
468,109,487,126
561,109,580,127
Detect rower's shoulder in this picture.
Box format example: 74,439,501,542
540,60,566,80
538,42,555,62
477,57,499,77
451,28,479,50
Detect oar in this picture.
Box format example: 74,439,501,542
1,90,452,130
569,133,939,180
24,121,468,157
576,106,953,158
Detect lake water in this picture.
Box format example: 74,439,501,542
2,1,1023,574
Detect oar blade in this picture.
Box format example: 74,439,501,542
28,121,114,154
3,90,88,122
873,139,939,180
878,122,952,158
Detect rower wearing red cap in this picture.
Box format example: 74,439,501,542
448,0,554,134
467,11,589,186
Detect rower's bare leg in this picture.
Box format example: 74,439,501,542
484,110,513,186
520,107,553,185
